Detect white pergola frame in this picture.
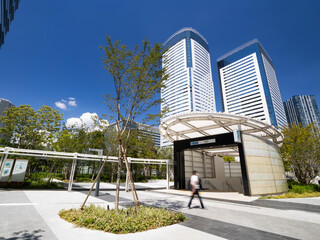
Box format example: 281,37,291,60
0,147,170,191
160,112,283,156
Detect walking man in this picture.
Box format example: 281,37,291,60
188,170,204,209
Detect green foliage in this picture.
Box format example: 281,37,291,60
261,191,320,199
101,36,168,125
0,105,63,149
125,129,157,159
157,147,173,160
261,180,320,199
23,179,64,189
59,204,186,234
222,156,235,162
281,123,320,184
0,179,64,189
287,179,320,193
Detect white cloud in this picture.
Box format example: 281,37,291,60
66,112,108,131
68,100,77,107
80,112,98,127
66,117,82,128
55,97,77,110
55,101,67,110
68,97,77,107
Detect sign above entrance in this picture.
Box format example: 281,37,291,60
233,130,241,143
190,138,216,146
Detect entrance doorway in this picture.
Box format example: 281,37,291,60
174,132,250,195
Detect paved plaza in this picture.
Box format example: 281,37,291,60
0,183,319,240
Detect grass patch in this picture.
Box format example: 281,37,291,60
59,204,186,234
260,180,320,199
0,179,64,189
23,180,64,189
261,192,320,199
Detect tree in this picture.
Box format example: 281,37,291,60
99,36,168,211
125,129,158,181
52,128,81,180
38,105,64,148
0,105,63,149
0,105,40,149
0,105,63,182
281,123,320,184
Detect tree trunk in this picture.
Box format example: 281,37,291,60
47,161,56,183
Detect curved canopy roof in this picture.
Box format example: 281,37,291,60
160,112,283,145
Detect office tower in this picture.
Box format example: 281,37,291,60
0,0,20,48
161,27,216,118
0,98,13,129
217,39,287,128
161,28,216,147
284,95,320,129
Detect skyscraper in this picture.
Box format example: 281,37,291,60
161,27,216,118
217,39,287,128
0,0,20,48
284,95,320,129
0,98,13,129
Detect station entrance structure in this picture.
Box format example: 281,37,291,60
160,112,288,196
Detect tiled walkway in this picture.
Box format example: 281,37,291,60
0,188,319,240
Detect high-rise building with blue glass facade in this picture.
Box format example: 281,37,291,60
217,39,287,128
284,95,320,129
0,0,20,48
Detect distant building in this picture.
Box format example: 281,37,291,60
0,98,13,128
284,95,320,129
0,0,20,48
109,121,160,148
217,39,287,128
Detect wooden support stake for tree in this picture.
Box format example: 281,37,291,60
80,143,116,210
121,144,140,212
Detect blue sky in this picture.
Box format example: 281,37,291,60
1,0,319,126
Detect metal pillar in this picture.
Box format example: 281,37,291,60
88,148,103,197
125,158,131,192
125,170,129,192
0,147,9,177
202,151,207,178
166,160,169,190
95,157,102,196
68,154,78,192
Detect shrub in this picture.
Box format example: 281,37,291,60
260,180,320,199
291,185,311,194
59,204,186,234
137,175,147,182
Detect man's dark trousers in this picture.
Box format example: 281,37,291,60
188,189,204,208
